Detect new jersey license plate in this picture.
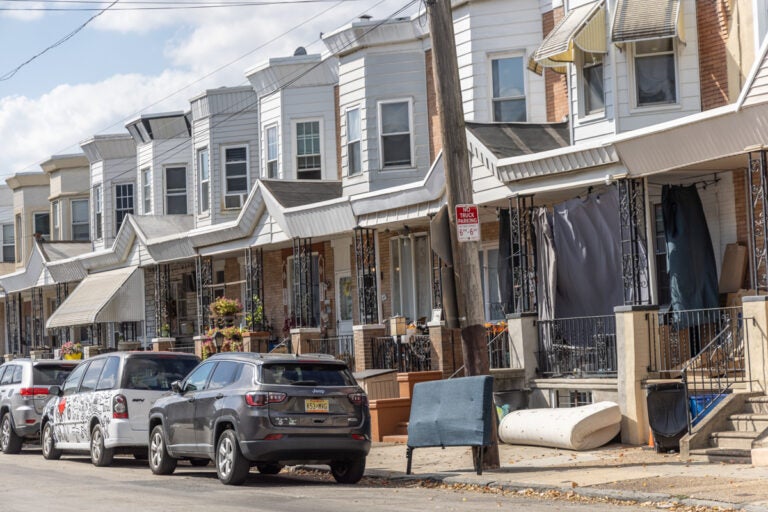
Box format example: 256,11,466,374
305,398,329,413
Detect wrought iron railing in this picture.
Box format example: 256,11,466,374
306,336,355,369
169,340,196,354
371,335,432,372
536,315,617,377
487,325,510,369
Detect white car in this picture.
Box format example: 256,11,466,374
41,351,199,466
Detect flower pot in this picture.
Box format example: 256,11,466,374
63,353,82,360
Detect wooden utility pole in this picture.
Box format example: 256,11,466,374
426,0,499,469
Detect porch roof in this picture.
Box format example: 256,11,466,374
0,241,93,293
45,266,144,328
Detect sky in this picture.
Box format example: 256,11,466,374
0,0,420,181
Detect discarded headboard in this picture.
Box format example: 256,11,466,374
406,375,494,475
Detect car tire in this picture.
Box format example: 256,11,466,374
256,463,283,475
0,413,23,454
189,458,209,467
41,422,62,460
90,424,114,467
148,425,177,475
330,457,366,484
216,430,250,485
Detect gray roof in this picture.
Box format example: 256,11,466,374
39,242,93,262
465,122,571,159
260,180,343,208
131,215,195,240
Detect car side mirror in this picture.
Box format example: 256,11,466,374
171,380,182,394
49,385,62,397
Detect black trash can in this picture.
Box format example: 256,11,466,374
646,382,688,453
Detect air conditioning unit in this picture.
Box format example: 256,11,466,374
224,193,246,209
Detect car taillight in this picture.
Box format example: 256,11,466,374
263,434,283,441
113,394,128,419
245,392,286,407
351,434,367,441
19,387,49,397
348,393,368,407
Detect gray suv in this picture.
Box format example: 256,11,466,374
149,353,371,485
0,358,78,453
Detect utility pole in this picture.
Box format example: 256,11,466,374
426,0,499,469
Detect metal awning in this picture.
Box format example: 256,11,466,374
46,266,144,329
534,1,606,68
612,0,684,43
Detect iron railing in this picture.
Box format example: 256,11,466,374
169,340,196,354
537,315,617,377
306,336,355,369
487,325,510,369
371,335,432,372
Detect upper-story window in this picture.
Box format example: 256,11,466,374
2,224,14,263
492,56,526,122
115,183,134,233
296,121,322,180
33,212,50,241
71,199,89,241
223,146,248,209
94,185,103,240
346,107,361,176
633,39,677,107
582,52,605,115
14,214,21,262
266,125,278,179
52,201,60,240
198,147,210,214
165,166,187,215
141,168,152,214
379,100,412,168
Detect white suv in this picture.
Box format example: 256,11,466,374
41,351,199,466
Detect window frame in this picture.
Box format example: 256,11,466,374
346,106,362,176
94,184,103,240
198,147,210,215
389,233,432,323
377,99,414,170
579,51,605,117
164,165,188,215
630,38,679,109
478,244,504,321
33,211,50,240
489,53,527,122
2,223,14,263
71,199,89,241
141,167,152,214
52,200,60,240
221,144,250,209
265,124,279,179
294,119,323,180
114,183,135,233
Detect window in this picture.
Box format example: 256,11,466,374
198,147,210,214
71,199,89,241
0,365,15,385
184,362,214,392
52,201,60,240
379,101,412,168
142,168,152,214
34,212,50,240
634,39,676,106
14,214,21,262
390,234,431,323
2,224,14,263
479,247,504,321
62,362,88,396
165,166,187,214
115,183,134,233
266,125,278,179
79,358,107,393
346,108,361,176
96,357,120,390
223,146,249,208
582,52,604,115
492,56,526,122
208,361,242,390
94,185,103,239
296,121,321,180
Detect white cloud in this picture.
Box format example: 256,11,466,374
0,1,45,21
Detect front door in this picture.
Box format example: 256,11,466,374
336,272,353,336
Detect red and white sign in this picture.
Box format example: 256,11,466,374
456,204,480,242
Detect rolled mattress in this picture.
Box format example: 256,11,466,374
498,401,621,451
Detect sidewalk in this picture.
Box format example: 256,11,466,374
362,442,768,511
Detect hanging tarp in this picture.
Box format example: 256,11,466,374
662,184,718,314
534,207,556,323
497,209,514,315
553,188,623,318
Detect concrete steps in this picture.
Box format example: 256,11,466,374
688,447,752,464
381,422,409,444
689,397,768,464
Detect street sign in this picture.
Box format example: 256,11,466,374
456,204,480,242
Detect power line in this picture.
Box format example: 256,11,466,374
0,0,359,10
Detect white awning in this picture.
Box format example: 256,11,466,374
612,0,684,43
46,267,144,329
534,1,606,67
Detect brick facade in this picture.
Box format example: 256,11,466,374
542,7,569,123
697,0,730,110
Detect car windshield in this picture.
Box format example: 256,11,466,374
261,363,357,386
122,356,199,391
33,364,77,386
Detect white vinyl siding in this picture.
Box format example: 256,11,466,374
378,99,413,169
491,55,526,122
165,166,188,215
198,147,210,214
141,168,152,214
71,199,89,241
295,121,322,180
2,224,13,263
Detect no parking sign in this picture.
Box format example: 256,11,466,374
456,204,480,242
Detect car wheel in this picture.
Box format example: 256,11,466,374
215,430,250,485
189,458,209,467
148,425,177,475
330,457,366,484
256,463,283,475
41,422,62,460
0,413,23,454
90,424,114,467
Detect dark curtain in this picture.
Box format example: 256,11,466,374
497,209,514,315
662,184,718,314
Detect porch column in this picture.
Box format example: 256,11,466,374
352,324,384,372
506,313,538,384
618,178,650,306
353,227,378,325
292,237,316,328
154,264,171,338
195,256,213,335
744,296,768,393
244,247,265,331
615,305,656,445
55,282,70,346
31,287,44,351
509,196,537,314
291,327,321,355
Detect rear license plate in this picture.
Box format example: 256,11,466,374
305,399,329,413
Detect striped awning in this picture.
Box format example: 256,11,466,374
612,0,684,43
46,266,144,328
534,1,606,68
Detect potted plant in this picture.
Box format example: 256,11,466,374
60,341,83,360
200,338,217,360
209,297,243,317
245,295,265,331
160,324,171,338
